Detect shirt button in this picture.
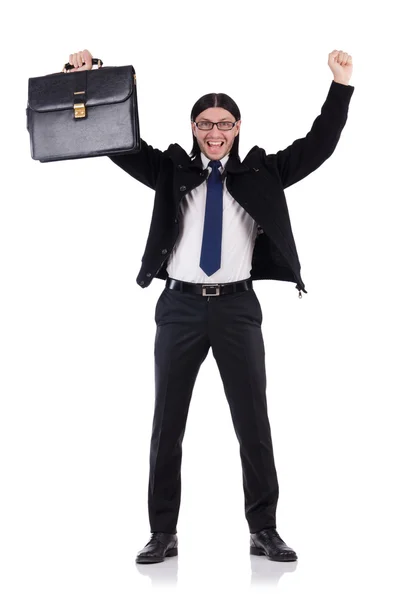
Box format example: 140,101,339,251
161,249,168,254
139,280,145,286
179,185,186,191
174,218,178,224
146,272,151,277
177,164,183,169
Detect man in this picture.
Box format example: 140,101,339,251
67,48,354,563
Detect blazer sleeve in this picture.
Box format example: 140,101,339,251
107,138,164,191
268,80,355,189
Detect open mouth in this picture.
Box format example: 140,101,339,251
206,141,224,148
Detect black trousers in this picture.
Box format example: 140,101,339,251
148,278,279,534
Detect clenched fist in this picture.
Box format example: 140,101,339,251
66,49,93,72
328,49,353,85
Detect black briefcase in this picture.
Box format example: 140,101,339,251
26,58,141,162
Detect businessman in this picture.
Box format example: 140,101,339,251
66,48,354,563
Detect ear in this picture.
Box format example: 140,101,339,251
235,120,241,136
191,121,196,137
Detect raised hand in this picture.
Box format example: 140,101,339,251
66,49,93,72
328,49,353,84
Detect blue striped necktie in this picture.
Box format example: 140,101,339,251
199,160,223,276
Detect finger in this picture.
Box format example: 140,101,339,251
73,53,78,68
343,52,348,65
69,54,73,67
329,50,338,62
82,49,92,68
77,51,83,68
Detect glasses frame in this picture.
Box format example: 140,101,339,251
193,120,238,131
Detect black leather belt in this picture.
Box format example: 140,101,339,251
165,277,253,296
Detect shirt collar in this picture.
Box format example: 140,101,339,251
200,151,230,171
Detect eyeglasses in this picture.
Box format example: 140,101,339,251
194,120,237,131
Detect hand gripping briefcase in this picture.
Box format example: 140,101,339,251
26,58,141,162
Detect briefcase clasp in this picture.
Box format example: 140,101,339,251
74,91,86,119
74,103,86,118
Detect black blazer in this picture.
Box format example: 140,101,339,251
108,80,354,297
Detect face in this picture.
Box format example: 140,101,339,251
191,107,241,161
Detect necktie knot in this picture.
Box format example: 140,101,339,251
208,160,222,171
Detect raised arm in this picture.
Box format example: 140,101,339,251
267,50,355,189
65,49,164,190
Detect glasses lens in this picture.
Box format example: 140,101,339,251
218,122,234,130
197,121,213,130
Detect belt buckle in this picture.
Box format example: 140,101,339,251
202,284,220,296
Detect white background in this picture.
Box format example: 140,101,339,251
1,0,396,598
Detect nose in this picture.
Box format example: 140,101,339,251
206,124,224,138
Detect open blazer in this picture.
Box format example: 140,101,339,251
108,80,355,297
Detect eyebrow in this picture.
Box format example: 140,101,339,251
199,117,233,121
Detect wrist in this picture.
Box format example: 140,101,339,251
333,78,350,86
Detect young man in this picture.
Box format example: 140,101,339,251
67,49,354,563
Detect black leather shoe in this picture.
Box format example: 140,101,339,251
250,527,297,561
135,532,178,564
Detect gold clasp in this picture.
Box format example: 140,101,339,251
73,103,86,118
74,91,86,118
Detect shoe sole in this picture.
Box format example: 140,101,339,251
136,547,178,564
250,546,297,561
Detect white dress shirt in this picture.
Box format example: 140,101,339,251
166,151,259,283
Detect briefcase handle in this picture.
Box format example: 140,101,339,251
62,58,103,73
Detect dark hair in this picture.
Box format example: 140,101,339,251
189,93,241,159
